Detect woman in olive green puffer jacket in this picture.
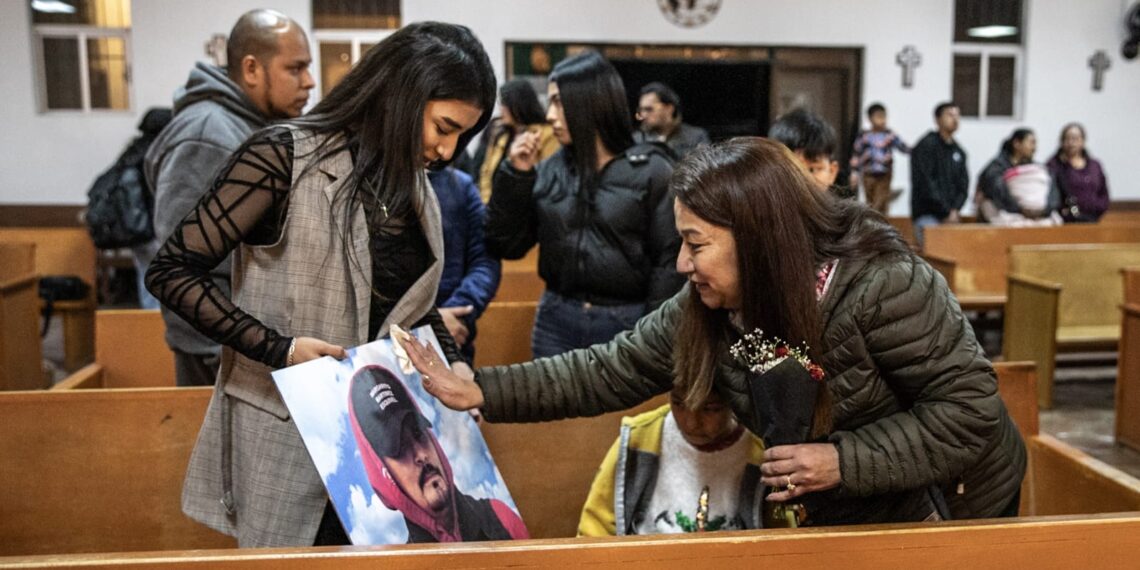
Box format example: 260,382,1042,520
402,138,1026,524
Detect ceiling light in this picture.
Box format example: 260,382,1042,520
968,25,1018,38
31,0,76,13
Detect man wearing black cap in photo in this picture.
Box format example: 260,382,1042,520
348,365,529,543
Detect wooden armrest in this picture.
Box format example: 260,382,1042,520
49,363,104,390
0,273,37,293
1123,303,1140,318
1007,273,1062,292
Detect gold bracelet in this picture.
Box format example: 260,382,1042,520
287,338,297,367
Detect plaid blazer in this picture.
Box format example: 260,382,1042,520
181,128,444,547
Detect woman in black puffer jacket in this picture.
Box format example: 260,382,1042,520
485,50,684,359
409,137,1026,525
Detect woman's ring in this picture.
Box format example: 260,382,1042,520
786,475,796,491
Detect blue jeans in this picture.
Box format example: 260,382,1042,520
913,214,943,250
531,290,647,359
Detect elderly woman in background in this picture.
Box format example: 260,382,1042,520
1047,123,1111,222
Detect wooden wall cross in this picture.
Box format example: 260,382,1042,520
1089,50,1111,91
896,45,921,88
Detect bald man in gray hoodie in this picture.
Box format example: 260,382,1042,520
145,9,313,386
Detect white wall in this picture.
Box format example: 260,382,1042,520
2,0,1137,213
0,0,307,206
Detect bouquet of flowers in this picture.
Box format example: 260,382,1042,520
730,329,825,527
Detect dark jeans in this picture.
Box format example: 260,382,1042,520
173,348,220,387
531,290,647,359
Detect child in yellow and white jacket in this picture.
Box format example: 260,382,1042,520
578,386,766,536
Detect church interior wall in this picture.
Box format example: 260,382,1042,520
1,0,1136,214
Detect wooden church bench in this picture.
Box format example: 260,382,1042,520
5,514,1140,569
0,242,45,391
1002,244,1140,407
922,224,1140,311
472,301,537,367
493,246,542,303
51,309,175,389
0,228,98,372
5,361,1140,558
1115,303,1140,452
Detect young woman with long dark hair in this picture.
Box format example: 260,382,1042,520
146,21,495,548
976,128,1062,225
475,79,560,202
486,50,683,358
406,137,1026,526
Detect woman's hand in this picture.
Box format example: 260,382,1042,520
507,130,541,172
399,336,485,411
290,337,347,365
439,305,474,346
760,443,842,502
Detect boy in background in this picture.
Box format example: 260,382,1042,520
768,109,850,198
849,103,909,215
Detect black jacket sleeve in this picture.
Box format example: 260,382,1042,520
485,160,539,260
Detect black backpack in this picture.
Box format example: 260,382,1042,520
85,108,172,249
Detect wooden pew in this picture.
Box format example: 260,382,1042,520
472,301,537,368
1124,267,1140,305
0,243,45,391
494,246,543,303
52,309,175,389
481,395,667,539
1002,244,1140,407
1002,275,1061,408
922,224,1140,310
0,228,97,371
1116,303,1140,453
0,387,236,556
1010,244,1140,351
5,514,1140,569
1101,209,1140,225
887,216,916,249
6,360,1140,559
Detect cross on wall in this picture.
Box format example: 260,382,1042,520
896,45,921,89
1088,50,1111,91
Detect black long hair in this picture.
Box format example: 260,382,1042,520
499,79,546,126
548,50,634,192
293,22,496,218
1000,128,1034,161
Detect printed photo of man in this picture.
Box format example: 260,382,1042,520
348,365,529,543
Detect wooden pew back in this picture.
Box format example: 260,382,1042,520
0,228,96,286
494,246,543,303
481,396,668,539
93,309,175,388
1116,303,1140,452
1124,267,1140,305
993,361,1039,439
1009,244,1140,331
0,387,235,556
0,248,44,391
7,514,1140,569
0,242,35,279
473,301,537,367
1,355,1134,557
1002,275,1061,407
923,224,1140,297
887,217,916,249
